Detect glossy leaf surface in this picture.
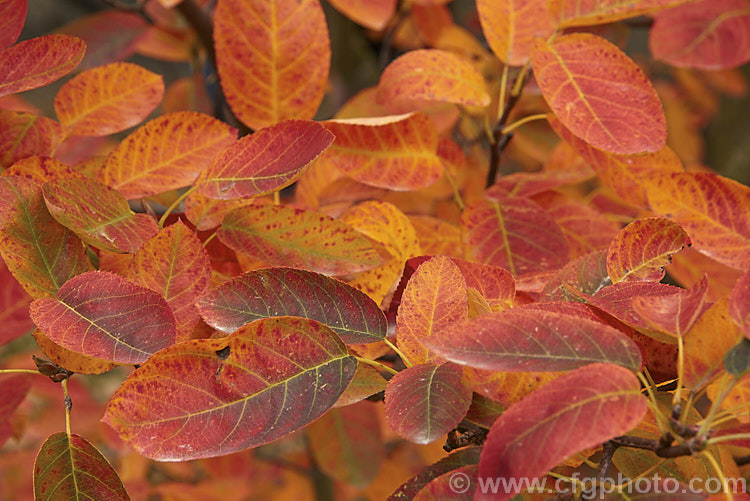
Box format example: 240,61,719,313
650,0,750,70
98,111,237,199
425,306,642,372
384,363,472,444
607,218,691,283
30,271,177,364
645,173,750,270
33,433,128,501
0,0,26,49
196,119,334,199
218,204,381,275
549,0,689,28
0,176,91,298
532,34,666,154
476,0,555,66
320,113,443,191
477,363,647,501
197,267,387,343
0,35,85,97
54,62,164,136
102,317,357,461
214,0,330,130
377,49,490,107
42,177,159,253
730,270,750,337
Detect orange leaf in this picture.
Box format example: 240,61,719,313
0,35,85,97
396,256,468,365
32,329,117,375
730,270,750,337
0,0,26,49
410,216,463,258
320,113,443,191
684,298,741,388
377,49,490,107
214,0,330,130
54,62,164,136
218,204,382,275
43,177,159,253
3,156,81,185
98,111,237,199
650,0,750,70
326,0,395,30
195,119,334,199
644,172,750,270
532,34,666,154
476,0,555,66
333,364,387,408
607,217,691,283
548,115,683,207
549,0,690,28
30,271,177,364
127,221,211,341
0,110,65,169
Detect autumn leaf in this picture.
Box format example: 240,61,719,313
197,267,387,344
384,363,472,444
30,271,177,364
0,0,26,49
307,401,384,487
218,204,382,275
127,221,211,341
3,156,81,185
632,276,711,337
476,0,555,66
0,374,32,430
326,0,395,30
195,119,334,199
42,177,159,253
477,363,647,501
532,34,666,154
543,249,610,302
184,192,255,231
729,270,750,338
54,62,164,136
650,0,750,70
333,364,387,408
0,110,65,169
98,111,237,199
389,447,481,500
424,305,643,372
376,49,490,107
33,433,129,500
0,175,91,298
684,299,741,388
548,0,690,28
33,329,117,375
0,35,85,97
102,317,357,461
214,0,330,130
319,113,444,191
0,260,34,346
607,217,691,283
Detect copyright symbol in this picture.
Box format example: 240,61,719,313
449,472,471,494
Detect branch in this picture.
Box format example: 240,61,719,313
443,420,489,452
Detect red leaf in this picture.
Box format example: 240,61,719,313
384,363,472,444
0,374,32,422
549,0,690,28
195,119,334,199
477,0,555,66
30,271,177,364
0,35,85,97
54,62,164,136
197,267,387,344
42,177,159,253
333,364,386,408
0,110,65,169
0,260,34,346
0,0,26,49
33,433,128,500
650,0,750,70
632,276,711,337
128,221,211,341
607,217,691,283
98,111,237,199
102,317,357,461
729,270,750,338
3,156,81,185
424,305,643,372
214,0,330,130
477,363,647,501
532,34,666,154
542,249,610,302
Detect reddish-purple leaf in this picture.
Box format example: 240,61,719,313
33,433,128,500
0,259,34,346
461,197,570,276
0,176,92,298
0,34,85,97
542,249,611,302
388,447,481,500
424,305,643,372
0,374,32,423
414,465,477,500
385,363,472,444
42,177,159,253
102,317,357,461
195,120,334,199
632,276,711,337
0,110,65,168
0,0,27,49
197,267,387,344
729,270,750,338
128,221,211,341
477,363,647,501
30,271,177,364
